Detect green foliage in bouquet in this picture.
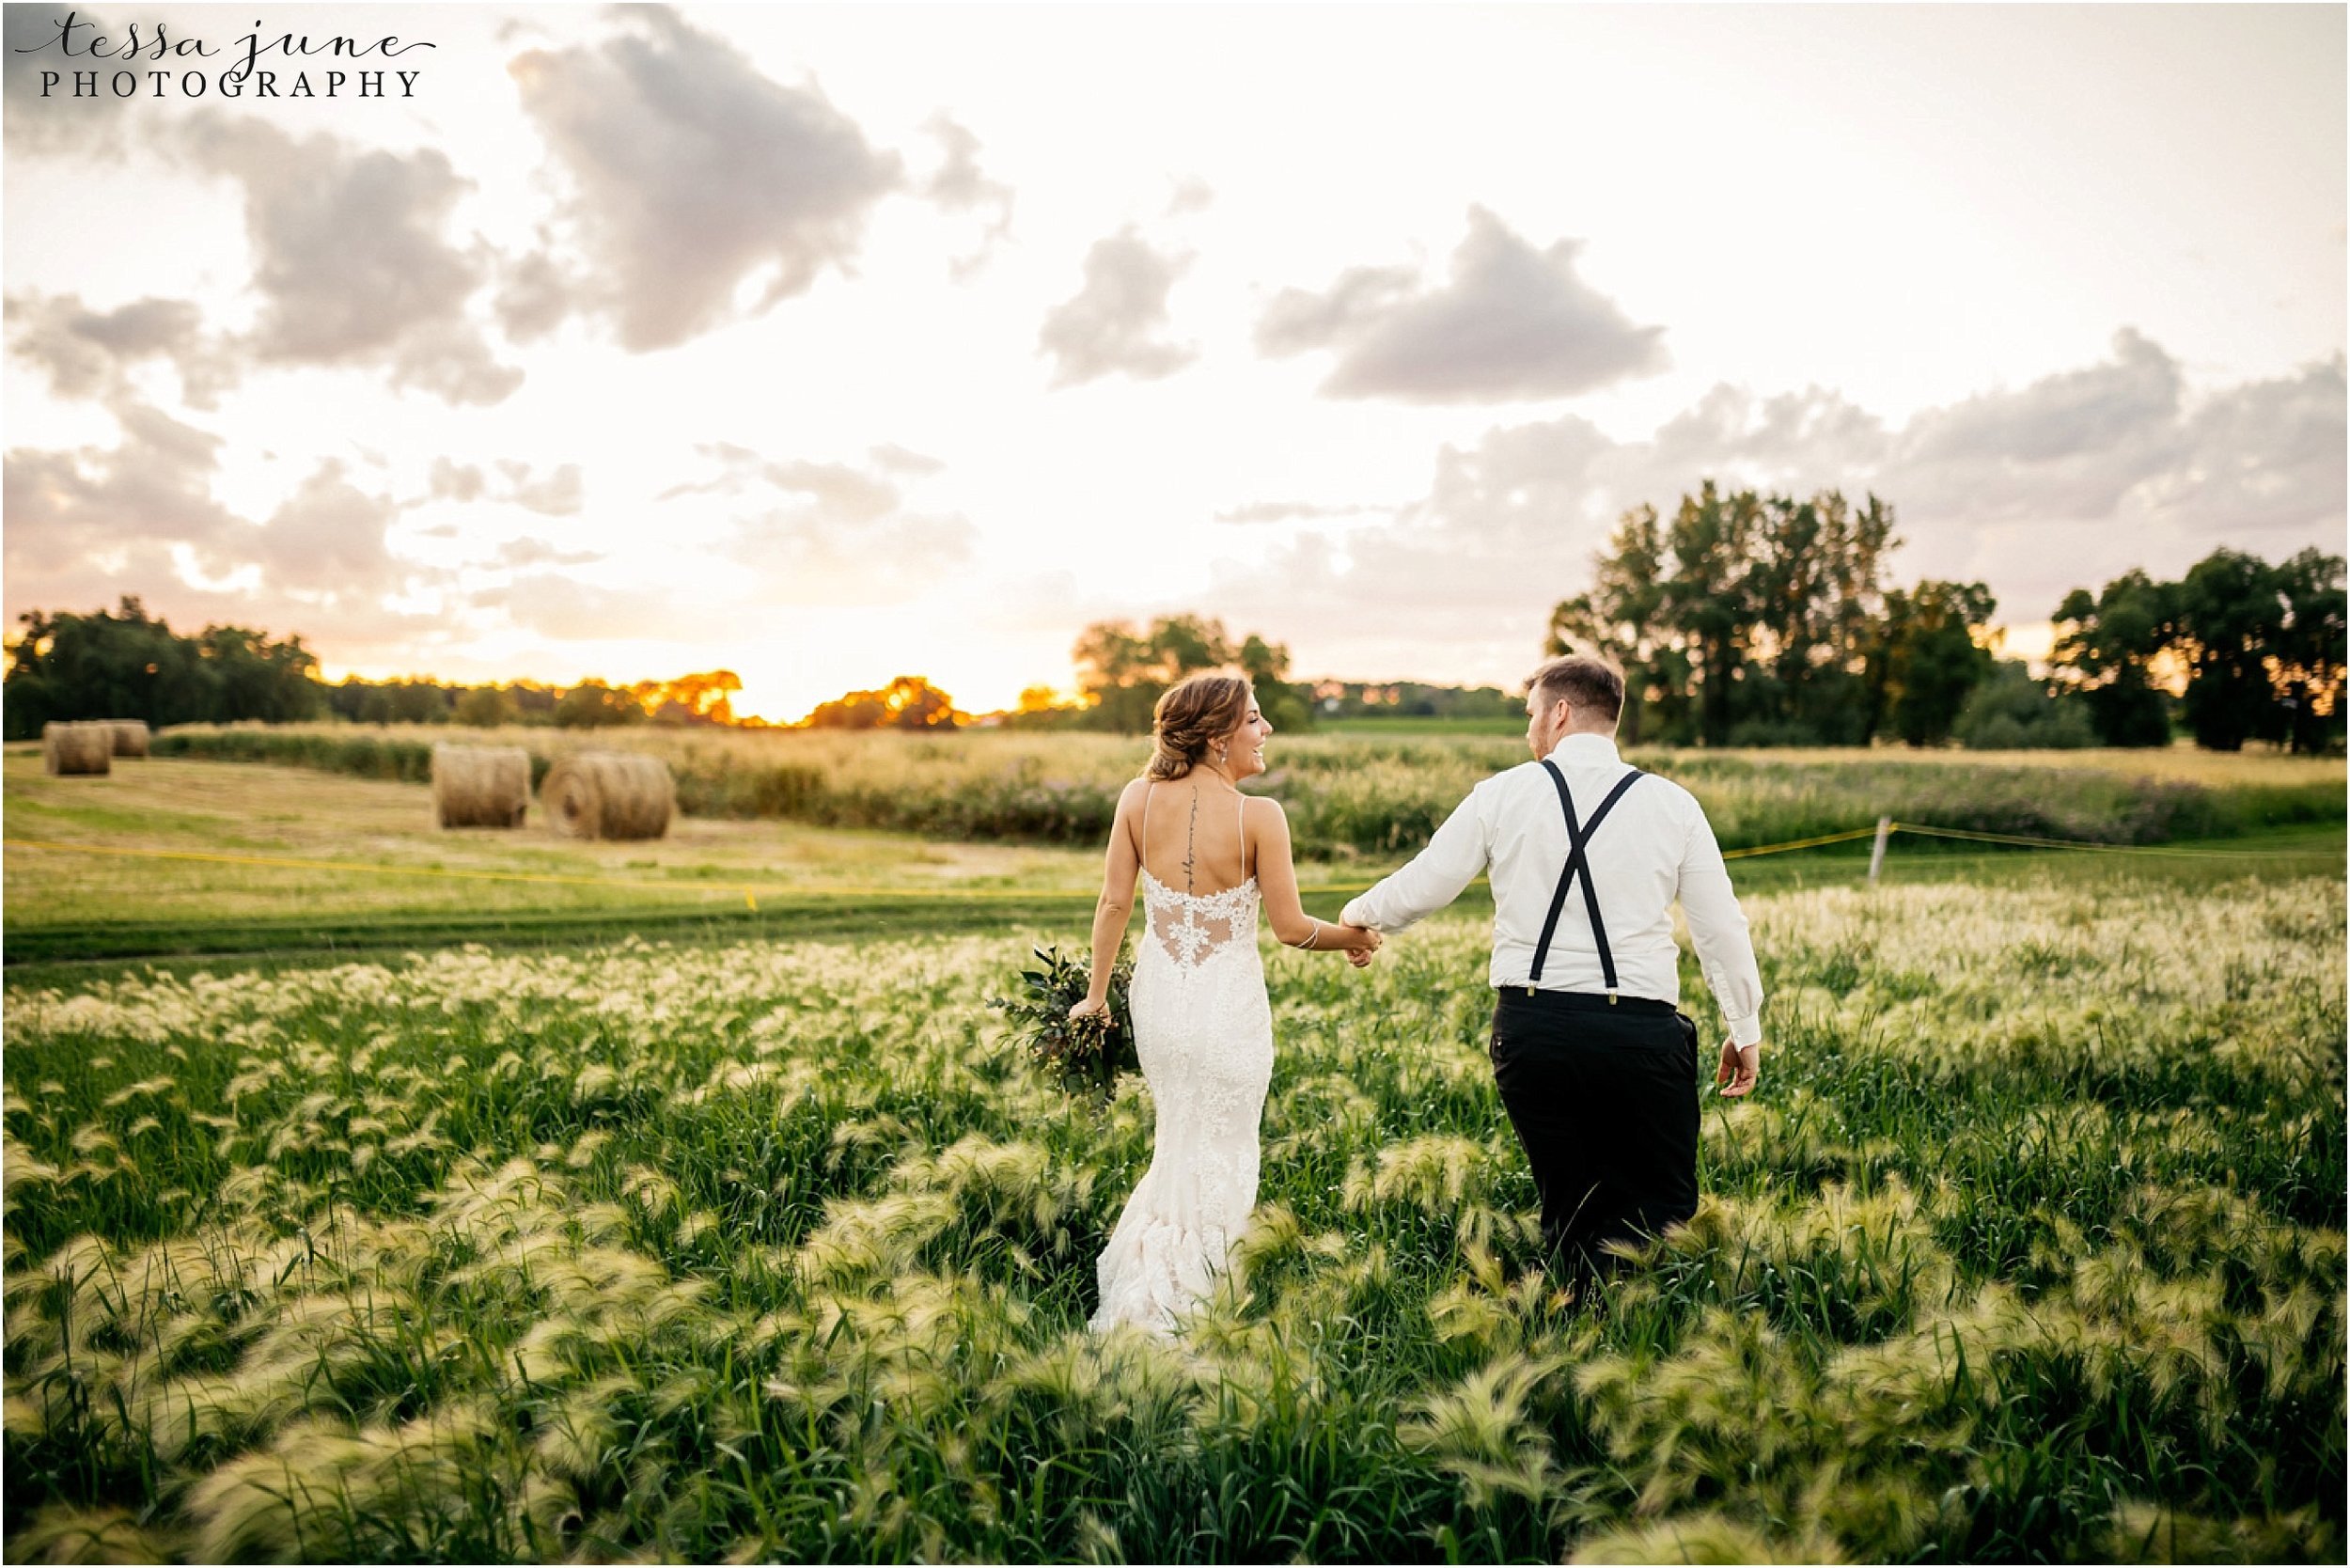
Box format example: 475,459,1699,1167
989,945,1136,1099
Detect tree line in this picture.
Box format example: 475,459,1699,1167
0,598,749,740
1550,482,2343,753
11,513,2341,751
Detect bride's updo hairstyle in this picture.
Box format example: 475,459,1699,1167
1146,671,1251,780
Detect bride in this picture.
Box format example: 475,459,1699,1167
1069,670,1382,1335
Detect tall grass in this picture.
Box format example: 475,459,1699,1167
5,873,2341,1560
148,724,2344,858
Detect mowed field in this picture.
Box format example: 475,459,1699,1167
2,741,2343,1562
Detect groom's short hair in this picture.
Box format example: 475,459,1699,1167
1528,654,1624,725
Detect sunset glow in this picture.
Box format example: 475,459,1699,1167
5,4,2341,717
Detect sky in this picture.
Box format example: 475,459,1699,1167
4,2,2342,721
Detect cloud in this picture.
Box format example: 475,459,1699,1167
250,459,409,598
3,398,238,578
651,440,974,605
415,457,588,516
727,508,977,606
429,458,488,502
868,442,946,477
506,5,903,352
498,461,586,517
1038,227,1197,388
922,114,1014,279
3,6,138,159
1891,327,2186,522
2155,351,2345,535
4,291,242,409
1166,177,1214,217
656,443,901,519
489,247,578,345
1256,205,1667,403
1214,499,1388,525
497,537,603,569
1190,330,2345,679
482,572,680,642
3,398,438,653
169,113,522,405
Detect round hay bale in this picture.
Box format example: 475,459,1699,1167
541,751,673,840
42,721,113,776
431,743,530,829
108,719,150,758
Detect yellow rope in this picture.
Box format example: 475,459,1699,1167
1719,825,1885,859
1885,823,2321,858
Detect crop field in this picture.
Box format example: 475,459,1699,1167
143,724,2347,859
2,745,2343,1561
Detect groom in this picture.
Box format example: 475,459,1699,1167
1340,654,1764,1292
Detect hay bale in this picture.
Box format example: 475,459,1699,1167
431,743,530,829
541,751,673,840
42,721,113,776
108,719,150,758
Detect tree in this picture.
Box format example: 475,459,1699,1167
1237,634,1312,731
630,670,744,727
1954,660,2095,750
2174,549,2288,751
1549,503,1671,745
1550,485,1903,747
1069,615,1308,733
553,682,648,729
1,597,321,738
1658,483,1767,748
1878,580,1997,746
1715,489,1902,745
804,675,963,729
2050,570,2178,746
198,624,326,724
455,686,521,728
2272,548,2347,756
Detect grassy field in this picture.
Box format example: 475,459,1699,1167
5,878,2342,1560
3,745,2342,1561
8,754,2337,976
139,724,2345,859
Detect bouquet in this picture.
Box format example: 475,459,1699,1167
989,945,1136,1100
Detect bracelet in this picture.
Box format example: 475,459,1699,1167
1290,916,1322,950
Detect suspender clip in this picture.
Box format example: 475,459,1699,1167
1524,985,1536,997
1607,990,1619,1005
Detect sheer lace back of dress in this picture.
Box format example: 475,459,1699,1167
1141,872,1258,970
1137,782,1258,972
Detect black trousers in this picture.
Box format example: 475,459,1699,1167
1489,988,1700,1291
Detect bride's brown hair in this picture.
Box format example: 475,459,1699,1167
1146,671,1251,781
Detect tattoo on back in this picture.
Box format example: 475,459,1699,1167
1183,788,1199,892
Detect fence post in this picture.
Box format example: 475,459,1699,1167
1868,816,1892,885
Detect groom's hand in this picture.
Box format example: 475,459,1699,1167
1716,1040,1760,1097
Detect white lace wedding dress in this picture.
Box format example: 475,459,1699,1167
1088,825,1276,1336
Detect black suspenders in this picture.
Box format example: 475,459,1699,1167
1528,761,1645,995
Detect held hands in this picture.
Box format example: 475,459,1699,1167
1716,1039,1761,1098
1335,923,1380,968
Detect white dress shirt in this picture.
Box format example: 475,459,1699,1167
1340,732,1765,1046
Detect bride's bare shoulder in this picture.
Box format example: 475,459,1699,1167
1241,795,1290,831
